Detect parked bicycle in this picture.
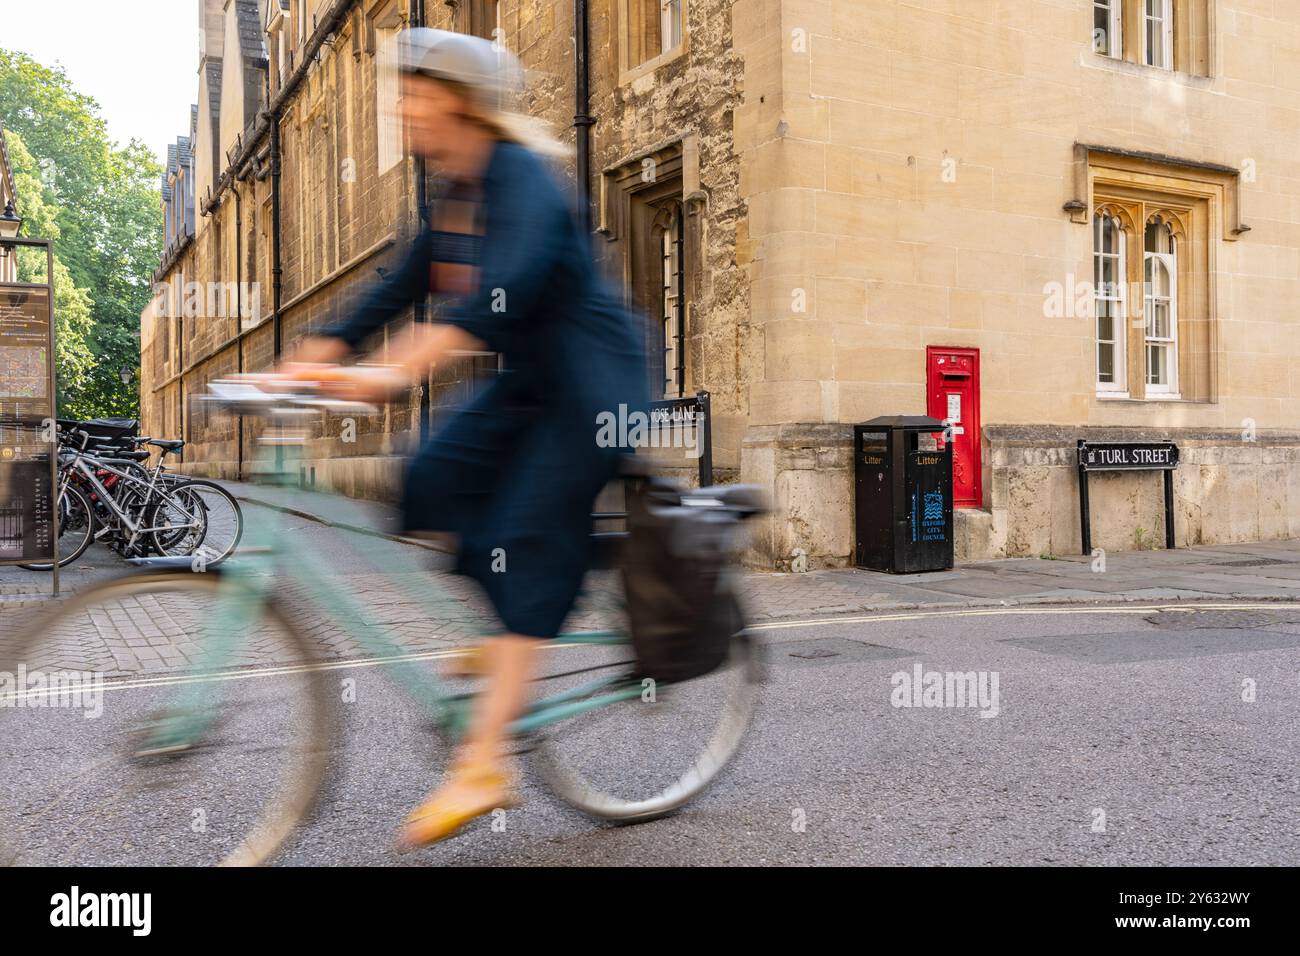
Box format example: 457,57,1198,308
18,422,243,570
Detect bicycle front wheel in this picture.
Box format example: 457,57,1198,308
149,479,244,566
0,572,333,866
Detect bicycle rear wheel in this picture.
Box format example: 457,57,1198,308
532,576,763,822
0,572,333,866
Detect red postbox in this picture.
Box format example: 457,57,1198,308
926,346,981,508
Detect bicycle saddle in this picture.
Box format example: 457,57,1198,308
103,451,152,463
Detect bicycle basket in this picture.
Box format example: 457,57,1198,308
620,476,762,683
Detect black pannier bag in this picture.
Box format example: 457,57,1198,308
621,476,764,683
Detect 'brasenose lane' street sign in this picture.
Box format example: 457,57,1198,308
1078,441,1179,471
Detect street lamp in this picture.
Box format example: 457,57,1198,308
0,201,22,257
119,365,134,386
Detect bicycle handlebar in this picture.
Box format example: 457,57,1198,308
198,378,379,418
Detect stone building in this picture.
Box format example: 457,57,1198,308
144,0,1300,567
724,0,1300,565
145,0,432,493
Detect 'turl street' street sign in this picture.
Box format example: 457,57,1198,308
1078,441,1179,472
1076,440,1180,554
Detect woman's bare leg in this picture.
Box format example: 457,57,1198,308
455,634,539,765
398,634,539,848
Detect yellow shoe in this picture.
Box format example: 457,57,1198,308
443,645,487,678
396,761,518,850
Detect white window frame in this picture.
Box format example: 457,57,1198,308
1143,221,1179,398
661,0,683,55
1093,213,1128,395
267,2,288,86
619,0,688,83
1093,0,1123,59
661,224,683,398
1142,0,1173,70
375,23,404,175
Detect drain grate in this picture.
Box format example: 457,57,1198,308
781,638,914,665
1215,558,1295,568
1143,608,1300,630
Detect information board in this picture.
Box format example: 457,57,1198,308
0,283,56,563
0,286,52,415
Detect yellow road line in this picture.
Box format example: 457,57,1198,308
4,601,1297,701
1,642,589,701
750,601,1300,632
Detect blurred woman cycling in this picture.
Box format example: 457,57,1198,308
287,29,647,848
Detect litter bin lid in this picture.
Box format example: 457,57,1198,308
859,415,947,430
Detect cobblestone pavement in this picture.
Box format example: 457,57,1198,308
3,479,1300,678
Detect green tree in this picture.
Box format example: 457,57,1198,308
75,139,166,416
0,47,162,418
4,128,97,414
0,50,112,293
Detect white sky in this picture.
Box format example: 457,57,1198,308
6,0,202,166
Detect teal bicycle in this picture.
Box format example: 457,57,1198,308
0,382,762,866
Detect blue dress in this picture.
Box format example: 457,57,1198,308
323,141,648,638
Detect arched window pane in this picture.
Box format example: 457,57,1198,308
1143,214,1178,392
1144,218,1173,253
1093,213,1126,389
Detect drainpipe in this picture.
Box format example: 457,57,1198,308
412,0,428,218
269,117,285,475
233,182,244,479
270,117,283,361
412,0,431,441
573,0,593,235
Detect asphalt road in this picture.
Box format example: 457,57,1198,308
2,599,1297,866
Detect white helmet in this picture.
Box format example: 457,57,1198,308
398,28,525,112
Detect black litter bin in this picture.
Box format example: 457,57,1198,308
854,415,953,573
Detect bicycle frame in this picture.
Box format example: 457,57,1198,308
60,450,198,548
142,431,642,753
